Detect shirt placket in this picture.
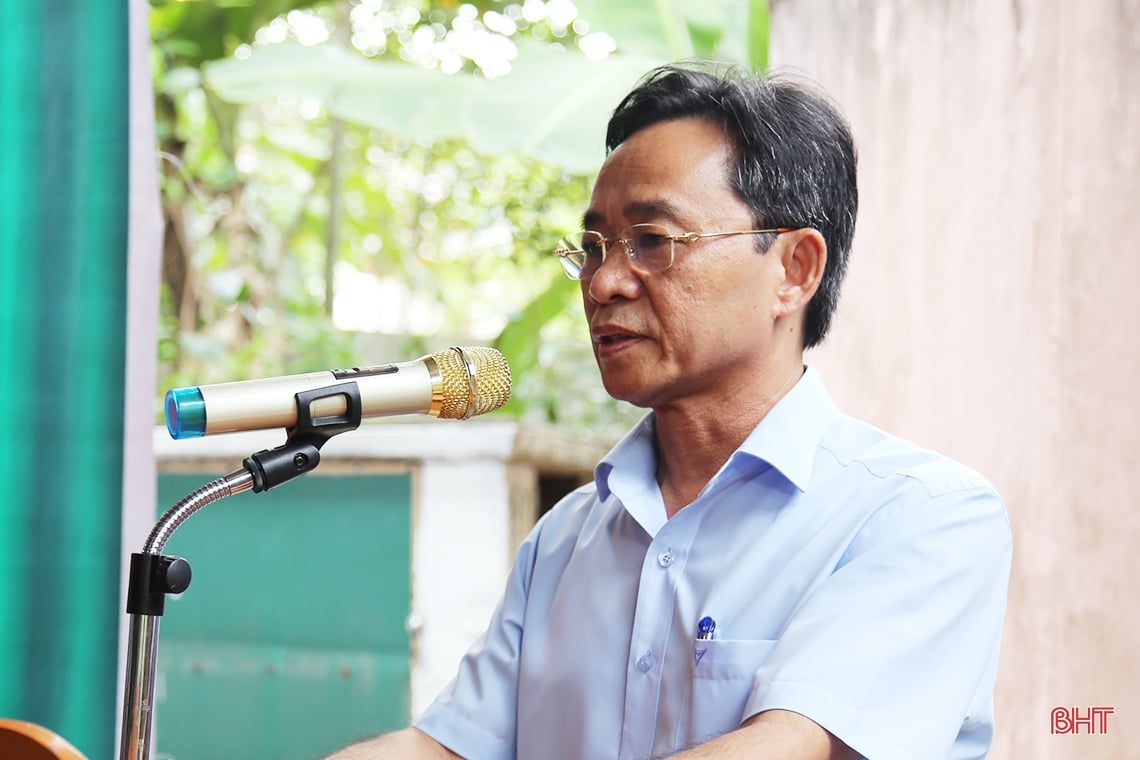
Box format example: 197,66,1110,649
617,528,692,759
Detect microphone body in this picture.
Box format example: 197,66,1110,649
165,346,511,439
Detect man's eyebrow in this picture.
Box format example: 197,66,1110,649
582,200,683,231
626,199,683,221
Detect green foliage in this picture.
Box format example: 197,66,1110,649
151,0,321,64
153,0,769,443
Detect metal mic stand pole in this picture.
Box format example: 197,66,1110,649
118,383,363,760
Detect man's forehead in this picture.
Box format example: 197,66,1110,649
584,133,736,230
582,199,684,230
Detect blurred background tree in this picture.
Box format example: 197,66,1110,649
151,0,769,442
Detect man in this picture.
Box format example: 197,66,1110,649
326,62,1011,760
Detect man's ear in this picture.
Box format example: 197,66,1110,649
774,228,827,317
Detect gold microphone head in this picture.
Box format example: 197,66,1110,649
430,346,512,420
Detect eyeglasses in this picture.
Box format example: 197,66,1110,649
553,223,793,280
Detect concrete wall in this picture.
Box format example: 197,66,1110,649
770,0,1139,756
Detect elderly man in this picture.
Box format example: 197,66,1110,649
326,62,1011,760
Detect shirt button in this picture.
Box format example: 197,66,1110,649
636,652,656,672
657,550,674,568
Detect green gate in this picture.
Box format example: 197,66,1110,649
154,471,413,759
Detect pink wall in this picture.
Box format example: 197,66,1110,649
771,1,1139,756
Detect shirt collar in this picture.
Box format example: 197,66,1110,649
734,366,838,492
595,412,655,504
596,366,838,501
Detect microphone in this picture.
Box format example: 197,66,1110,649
164,346,511,439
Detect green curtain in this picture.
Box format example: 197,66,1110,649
0,0,132,755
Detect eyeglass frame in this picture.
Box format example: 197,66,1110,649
553,223,795,280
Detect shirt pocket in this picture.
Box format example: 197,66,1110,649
687,638,778,745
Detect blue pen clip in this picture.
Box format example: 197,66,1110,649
696,616,716,641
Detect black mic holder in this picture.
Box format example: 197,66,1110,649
120,382,363,760
243,381,364,492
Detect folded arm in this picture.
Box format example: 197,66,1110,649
320,728,460,760
667,709,858,760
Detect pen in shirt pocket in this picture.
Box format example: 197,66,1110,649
694,616,716,666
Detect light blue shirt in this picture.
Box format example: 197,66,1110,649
415,368,1012,760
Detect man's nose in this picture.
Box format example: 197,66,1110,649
586,241,644,303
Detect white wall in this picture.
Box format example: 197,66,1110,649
770,1,1140,755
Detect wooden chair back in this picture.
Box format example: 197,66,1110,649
0,719,88,760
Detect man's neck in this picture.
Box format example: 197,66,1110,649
653,361,805,518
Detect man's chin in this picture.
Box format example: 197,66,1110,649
599,377,656,409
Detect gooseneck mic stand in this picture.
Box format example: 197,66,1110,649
119,383,363,760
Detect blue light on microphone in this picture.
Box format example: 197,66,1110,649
165,387,207,439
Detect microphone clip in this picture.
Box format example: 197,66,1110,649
242,381,363,492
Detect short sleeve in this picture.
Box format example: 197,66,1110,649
413,518,545,760
744,483,1013,760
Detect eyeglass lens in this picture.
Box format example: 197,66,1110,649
576,225,673,278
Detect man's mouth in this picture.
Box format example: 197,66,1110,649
591,326,644,351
